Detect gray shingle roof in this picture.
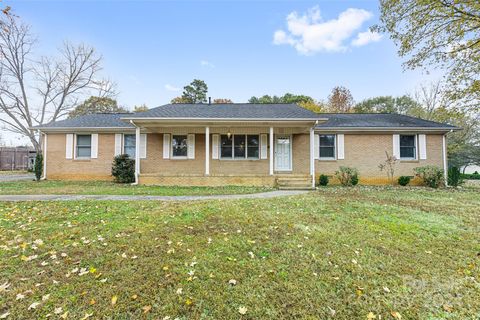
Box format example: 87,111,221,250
32,105,459,131
124,103,321,119
34,113,135,129
315,113,459,129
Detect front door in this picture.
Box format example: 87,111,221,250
275,135,292,171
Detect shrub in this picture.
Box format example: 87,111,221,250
334,166,359,186
318,174,329,186
447,166,463,187
460,173,480,180
397,176,411,186
34,153,43,181
378,151,398,185
414,165,444,188
112,154,135,183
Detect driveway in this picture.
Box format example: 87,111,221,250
0,173,34,182
0,190,309,202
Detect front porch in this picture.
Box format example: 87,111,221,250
130,121,318,188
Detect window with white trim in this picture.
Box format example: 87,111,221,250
172,135,188,158
319,134,335,159
220,134,259,159
400,135,416,159
123,134,136,158
76,134,91,158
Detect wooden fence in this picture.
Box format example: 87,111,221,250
0,147,36,171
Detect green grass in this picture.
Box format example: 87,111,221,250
0,180,272,196
0,187,479,319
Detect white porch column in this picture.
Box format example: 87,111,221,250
205,126,210,176
135,126,141,184
269,127,274,175
310,127,315,188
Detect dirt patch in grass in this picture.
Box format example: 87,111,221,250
0,188,479,319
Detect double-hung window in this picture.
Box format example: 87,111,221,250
172,135,188,158
319,134,336,159
76,134,92,158
123,134,136,158
220,134,259,159
400,135,416,159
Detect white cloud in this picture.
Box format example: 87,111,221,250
273,6,379,54
200,60,215,68
351,31,382,46
164,84,180,92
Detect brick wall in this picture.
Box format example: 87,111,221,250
46,133,115,180
314,134,444,185
44,131,446,186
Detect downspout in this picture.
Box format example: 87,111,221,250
130,120,140,185
311,120,318,188
443,130,451,187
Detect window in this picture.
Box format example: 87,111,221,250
76,134,91,158
319,134,335,159
400,135,416,159
220,134,259,159
172,135,188,158
123,134,136,158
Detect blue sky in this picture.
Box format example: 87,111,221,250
9,1,436,110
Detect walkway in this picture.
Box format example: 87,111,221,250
0,190,309,202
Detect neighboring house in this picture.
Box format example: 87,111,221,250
33,103,459,188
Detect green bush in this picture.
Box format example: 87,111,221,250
34,153,43,181
318,174,329,186
334,166,359,186
447,166,463,187
112,154,135,183
460,173,480,180
414,166,444,188
397,176,411,186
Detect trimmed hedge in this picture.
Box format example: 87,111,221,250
112,154,135,183
397,176,411,186
318,174,329,186
460,173,480,180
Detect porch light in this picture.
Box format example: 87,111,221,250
227,130,232,139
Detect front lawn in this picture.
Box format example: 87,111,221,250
0,187,479,319
0,180,272,196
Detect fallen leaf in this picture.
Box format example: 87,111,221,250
60,311,69,319
367,312,376,319
54,307,63,314
442,304,453,312
390,311,402,319
16,293,25,300
142,305,152,314
28,302,41,310
131,294,138,300
89,299,96,305
79,313,92,320
238,306,248,315
327,306,336,316
111,295,118,306
0,282,10,293
0,312,10,319
229,279,237,286
383,287,391,293
42,294,50,301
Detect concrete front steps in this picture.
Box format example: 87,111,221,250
276,175,315,190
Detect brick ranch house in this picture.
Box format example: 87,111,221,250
33,103,459,188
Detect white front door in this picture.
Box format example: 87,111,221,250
275,135,292,171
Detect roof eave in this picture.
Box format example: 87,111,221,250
122,117,326,122
315,126,461,133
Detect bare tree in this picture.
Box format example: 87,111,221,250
0,14,116,151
